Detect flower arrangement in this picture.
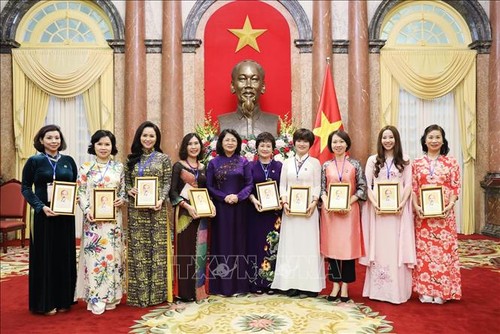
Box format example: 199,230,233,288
195,112,297,164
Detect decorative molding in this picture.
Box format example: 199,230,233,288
182,0,313,53
369,0,491,53
480,172,500,238
0,0,124,43
368,40,386,54
469,40,492,54
332,40,349,54
0,39,20,54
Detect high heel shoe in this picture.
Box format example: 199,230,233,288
326,291,339,302
286,289,300,297
340,296,350,303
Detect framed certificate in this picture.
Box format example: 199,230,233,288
327,183,350,211
377,182,400,213
256,181,280,211
50,181,77,215
188,188,213,217
288,186,310,216
420,186,444,217
93,188,116,221
135,177,158,208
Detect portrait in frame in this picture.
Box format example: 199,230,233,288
377,182,400,213
188,188,213,217
327,183,351,211
288,186,310,216
420,186,444,217
93,188,116,221
135,176,158,208
256,180,280,211
50,181,77,215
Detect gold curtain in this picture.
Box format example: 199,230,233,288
380,48,476,234
12,48,114,177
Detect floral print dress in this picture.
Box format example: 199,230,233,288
412,154,461,301
75,160,126,310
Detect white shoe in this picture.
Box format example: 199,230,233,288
419,295,433,303
433,297,446,304
105,301,119,310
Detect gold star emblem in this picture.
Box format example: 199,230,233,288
228,16,267,53
313,112,342,152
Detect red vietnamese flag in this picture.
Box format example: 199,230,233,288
310,64,343,164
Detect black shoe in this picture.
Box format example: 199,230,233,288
266,289,275,295
340,296,350,303
302,291,318,298
286,289,300,297
326,295,339,302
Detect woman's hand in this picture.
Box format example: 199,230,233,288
154,199,163,211
86,211,95,222
183,202,199,219
414,205,425,219
306,200,318,217
113,198,125,207
443,201,455,217
42,206,58,217
251,197,263,212
282,202,290,216
127,187,137,198
224,194,238,204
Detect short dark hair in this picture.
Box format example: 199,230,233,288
293,128,315,147
178,133,205,161
33,124,67,152
420,124,450,155
231,59,265,81
327,130,351,152
255,131,276,150
87,130,118,155
216,129,242,156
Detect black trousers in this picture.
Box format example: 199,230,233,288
327,258,356,283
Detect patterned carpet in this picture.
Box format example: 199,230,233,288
2,237,499,333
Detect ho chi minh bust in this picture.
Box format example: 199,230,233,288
218,59,279,137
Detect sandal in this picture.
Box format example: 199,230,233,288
44,308,57,316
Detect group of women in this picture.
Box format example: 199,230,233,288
21,121,461,317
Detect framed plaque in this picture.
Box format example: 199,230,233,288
327,183,350,211
288,186,310,216
93,188,116,221
50,181,77,215
377,182,400,213
135,177,158,208
256,180,280,211
188,188,213,217
420,186,444,217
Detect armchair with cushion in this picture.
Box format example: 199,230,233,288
0,179,27,253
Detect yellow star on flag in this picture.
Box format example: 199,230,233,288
313,111,342,152
228,16,267,53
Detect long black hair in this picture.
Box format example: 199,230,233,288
127,121,163,170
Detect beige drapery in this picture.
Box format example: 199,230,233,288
12,48,114,178
380,49,476,234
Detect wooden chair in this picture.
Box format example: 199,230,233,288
0,179,27,253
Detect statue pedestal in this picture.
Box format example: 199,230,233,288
480,172,500,238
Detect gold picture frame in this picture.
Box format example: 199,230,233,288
377,182,400,213
256,180,280,211
50,181,77,215
420,186,444,217
93,188,116,221
135,176,158,208
327,183,351,211
188,188,213,217
288,186,310,216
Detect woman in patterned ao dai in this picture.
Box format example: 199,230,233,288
75,130,126,315
412,124,461,304
125,121,173,307
320,130,367,303
360,126,416,304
